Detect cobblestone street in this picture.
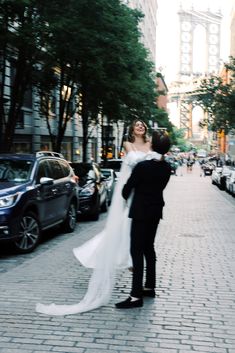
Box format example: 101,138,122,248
0,164,235,353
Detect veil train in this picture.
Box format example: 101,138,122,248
36,151,160,315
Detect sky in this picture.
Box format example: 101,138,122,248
156,0,235,84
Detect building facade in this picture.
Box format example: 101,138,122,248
230,2,235,57
227,2,235,161
123,0,158,64
156,73,168,110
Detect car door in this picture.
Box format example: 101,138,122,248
57,159,76,219
94,164,106,205
46,159,71,222
36,160,60,227
229,171,235,194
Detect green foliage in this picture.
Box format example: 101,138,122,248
168,126,189,151
35,0,163,159
1,0,172,158
195,56,235,133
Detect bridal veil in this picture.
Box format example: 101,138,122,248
36,151,156,315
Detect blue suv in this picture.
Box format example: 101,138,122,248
0,151,79,253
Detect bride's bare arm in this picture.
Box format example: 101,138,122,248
123,141,133,153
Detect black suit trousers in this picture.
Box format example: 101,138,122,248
130,218,160,298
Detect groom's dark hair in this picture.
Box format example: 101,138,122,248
152,130,171,155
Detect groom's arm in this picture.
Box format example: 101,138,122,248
122,164,141,200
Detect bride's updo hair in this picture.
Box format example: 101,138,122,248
128,119,148,143
151,130,171,155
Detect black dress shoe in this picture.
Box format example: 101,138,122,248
115,297,143,309
142,289,155,297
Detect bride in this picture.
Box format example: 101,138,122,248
36,119,161,315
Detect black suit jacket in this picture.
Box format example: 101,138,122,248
122,159,171,221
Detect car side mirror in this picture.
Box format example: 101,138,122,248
40,177,54,186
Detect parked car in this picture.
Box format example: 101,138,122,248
201,162,214,176
101,159,123,179
70,162,108,220
230,173,235,197
0,152,79,253
211,166,223,186
225,169,235,195
219,165,233,190
100,168,116,205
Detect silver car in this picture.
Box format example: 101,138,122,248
226,169,235,195
101,168,116,205
211,166,223,186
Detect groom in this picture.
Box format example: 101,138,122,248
116,130,172,309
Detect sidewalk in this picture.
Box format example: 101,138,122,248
0,164,234,353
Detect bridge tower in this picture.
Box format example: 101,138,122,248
177,5,222,138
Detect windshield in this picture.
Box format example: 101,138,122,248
70,163,95,186
0,159,33,183
104,160,122,172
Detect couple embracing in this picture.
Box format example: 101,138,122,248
36,119,171,315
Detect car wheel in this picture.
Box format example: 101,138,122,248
14,211,41,253
62,202,77,233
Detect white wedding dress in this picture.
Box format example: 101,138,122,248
36,150,160,316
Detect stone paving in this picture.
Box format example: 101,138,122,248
0,164,235,353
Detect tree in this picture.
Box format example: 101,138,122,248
35,0,82,152
1,0,172,160
170,127,189,151
95,5,158,158
150,108,174,132
0,0,47,152
195,56,235,133
64,0,162,161
35,0,156,160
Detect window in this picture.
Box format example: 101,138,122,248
15,110,24,129
59,160,70,178
36,161,51,183
13,142,31,153
48,160,64,180
0,159,33,182
10,60,32,109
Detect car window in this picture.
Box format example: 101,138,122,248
70,163,89,177
48,160,64,180
36,160,51,183
104,160,122,172
70,163,96,186
0,159,33,182
58,160,71,178
101,170,111,178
